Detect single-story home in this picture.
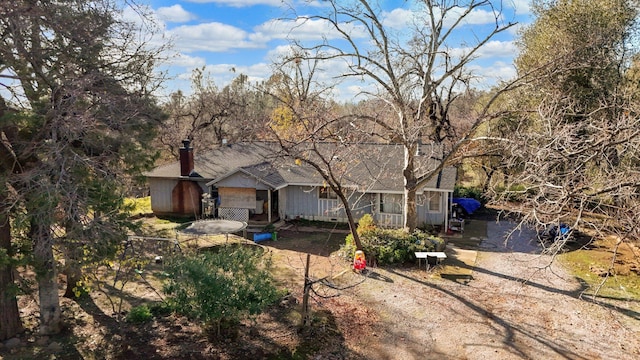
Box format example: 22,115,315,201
144,140,457,229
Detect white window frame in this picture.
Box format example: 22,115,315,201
428,191,441,213
380,193,403,214
319,186,338,199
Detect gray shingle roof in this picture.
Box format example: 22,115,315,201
145,141,457,192
235,162,288,189
144,142,275,180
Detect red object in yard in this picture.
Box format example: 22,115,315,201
353,250,366,271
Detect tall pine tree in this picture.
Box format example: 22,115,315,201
0,0,164,334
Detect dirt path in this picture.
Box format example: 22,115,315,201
3,220,638,359
331,220,640,360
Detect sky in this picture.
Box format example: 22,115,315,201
134,0,535,101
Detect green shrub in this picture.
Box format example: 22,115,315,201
148,302,173,317
493,184,535,202
454,186,485,203
345,214,377,246
163,245,280,335
356,214,376,233
341,222,445,266
127,304,153,323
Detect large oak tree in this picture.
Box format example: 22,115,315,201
291,0,517,231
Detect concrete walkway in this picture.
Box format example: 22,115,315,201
437,218,544,283
437,219,487,283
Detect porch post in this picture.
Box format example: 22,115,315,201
268,190,272,223
375,193,381,223
445,192,451,231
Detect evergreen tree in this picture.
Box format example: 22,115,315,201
0,0,164,334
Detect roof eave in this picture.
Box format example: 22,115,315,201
206,168,281,189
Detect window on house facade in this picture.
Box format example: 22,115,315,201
428,192,441,212
319,187,338,199
380,193,403,214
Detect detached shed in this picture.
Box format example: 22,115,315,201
144,140,206,216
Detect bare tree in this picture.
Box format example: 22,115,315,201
291,0,517,231
264,53,374,250
487,0,640,261
159,69,271,159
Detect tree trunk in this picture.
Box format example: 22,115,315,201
63,220,83,299
0,208,22,340
339,192,363,250
481,164,495,195
63,248,82,299
403,144,418,232
31,219,61,335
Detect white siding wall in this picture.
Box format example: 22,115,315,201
149,178,178,214
281,185,450,227
417,191,450,227
149,178,209,215
283,186,318,219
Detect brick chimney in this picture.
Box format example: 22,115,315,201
179,139,194,176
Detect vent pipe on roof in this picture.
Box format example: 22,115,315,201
179,139,194,177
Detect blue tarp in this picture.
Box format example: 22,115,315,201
452,198,481,215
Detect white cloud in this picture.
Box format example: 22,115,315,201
166,53,207,68
265,45,351,76
167,22,261,52
265,45,296,62
475,40,518,58
379,6,508,32
228,62,272,80
466,8,502,25
148,0,524,101
508,0,532,15
449,40,517,60
184,0,282,7
160,61,272,99
192,62,272,88
156,5,195,23
508,22,527,36
345,85,364,98
305,0,332,8
382,8,415,29
443,7,503,27
468,61,518,88
253,17,365,43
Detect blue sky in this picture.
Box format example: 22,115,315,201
134,0,534,100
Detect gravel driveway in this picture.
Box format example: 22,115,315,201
340,220,640,359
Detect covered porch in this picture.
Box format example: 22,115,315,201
203,184,280,225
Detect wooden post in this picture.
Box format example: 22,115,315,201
267,190,272,223
301,253,311,327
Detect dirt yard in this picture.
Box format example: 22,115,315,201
334,220,639,359
1,219,639,359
